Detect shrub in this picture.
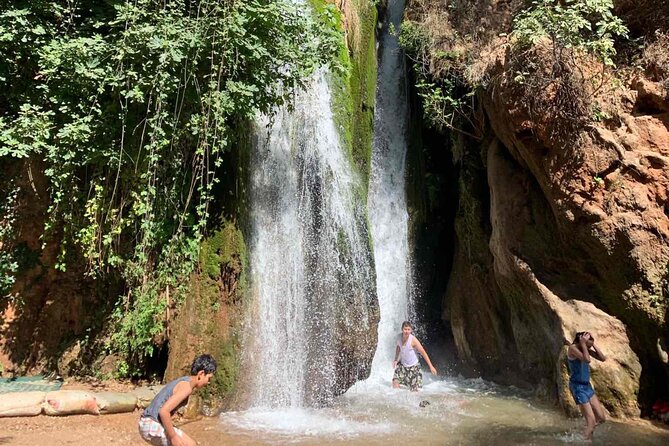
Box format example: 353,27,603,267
0,183,18,297
508,0,629,142
399,21,479,137
512,0,629,66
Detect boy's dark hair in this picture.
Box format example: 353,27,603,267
190,354,217,375
401,321,412,329
572,331,595,344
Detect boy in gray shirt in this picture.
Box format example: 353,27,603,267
138,354,217,446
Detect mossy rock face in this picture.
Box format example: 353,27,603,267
165,220,247,411
311,0,378,188
199,221,247,288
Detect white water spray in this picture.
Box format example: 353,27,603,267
246,69,376,408
368,0,413,380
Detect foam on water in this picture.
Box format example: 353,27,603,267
220,407,397,440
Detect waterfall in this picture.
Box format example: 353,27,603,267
368,0,413,379
246,69,377,408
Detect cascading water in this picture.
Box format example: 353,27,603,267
246,68,377,408
368,0,414,380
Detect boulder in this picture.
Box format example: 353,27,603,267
556,301,641,417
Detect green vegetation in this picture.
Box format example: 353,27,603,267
205,340,240,402
398,21,477,137
512,0,629,66
200,221,246,284
0,183,18,296
0,0,340,374
507,1,629,141
399,0,629,140
341,0,378,182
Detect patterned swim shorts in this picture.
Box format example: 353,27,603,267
138,416,184,446
393,363,423,390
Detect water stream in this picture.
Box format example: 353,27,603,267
213,376,668,445
367,0,414,379
245,67,376,408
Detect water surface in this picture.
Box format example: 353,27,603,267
213,375,669,445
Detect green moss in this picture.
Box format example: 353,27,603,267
197,333,240,402
201,219,246,397
168,217,248,406
199,220,247,286
350,0,378,184
178,272,241,406
212,338,239,395
309,0,378,188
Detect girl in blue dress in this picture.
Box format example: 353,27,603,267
567,331,607,440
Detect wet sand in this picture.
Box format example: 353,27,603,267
0,412,234,446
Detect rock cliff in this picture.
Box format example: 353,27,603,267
405,0,669,416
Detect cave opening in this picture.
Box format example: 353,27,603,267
405,74,461,373
146,341,170,381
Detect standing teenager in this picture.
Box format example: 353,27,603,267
567,331,607,441
392,321,437,391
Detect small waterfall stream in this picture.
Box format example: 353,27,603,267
367,0,413,380
246,69,376,408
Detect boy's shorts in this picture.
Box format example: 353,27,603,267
393,363,423,391
138,416,184,446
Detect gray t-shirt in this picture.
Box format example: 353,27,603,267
142,376,191,422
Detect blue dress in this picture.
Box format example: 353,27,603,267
568,355,595,405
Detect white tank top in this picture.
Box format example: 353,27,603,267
398,334,419,367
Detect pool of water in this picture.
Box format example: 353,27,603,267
212,375,669,445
